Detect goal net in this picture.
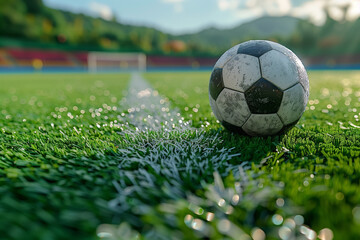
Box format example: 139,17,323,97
88,52,146,72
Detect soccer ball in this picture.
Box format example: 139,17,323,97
209,40,309,136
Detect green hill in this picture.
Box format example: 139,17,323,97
0,0,170,53
177,16,300,50
1,0,360,57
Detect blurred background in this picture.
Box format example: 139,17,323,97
0,0,360,72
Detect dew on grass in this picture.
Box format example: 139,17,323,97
278,226,291,240
251,228,266,240
92,73,348,239
318,228,334,240
283,218,296,229
276,198,285,207
335,192,344,201
225,206,234,214
97,231,113,238
218,198,226,207
353,206,360,223
137,88,152,98
189,204,204,215
184,214,193,226
300,225,317,240
341,78,350,86
104,90,110,96
217,219,231,233
349,122,360,128
206,212,215,221
231,194,240,205
191,219,204,231
321,88,330,96
272,214,283,225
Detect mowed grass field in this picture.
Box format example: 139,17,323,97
0,74,130,239
146,71,360,239
0,71,360,239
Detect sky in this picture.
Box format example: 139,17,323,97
43,0,360,34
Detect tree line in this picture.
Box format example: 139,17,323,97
0,0,359,57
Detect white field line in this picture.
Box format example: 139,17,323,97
100,73,309,239
110,73,247,207
120,73,191,132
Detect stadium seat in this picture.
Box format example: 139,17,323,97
0,49,10,66
7,48,74,67
73,53,89,66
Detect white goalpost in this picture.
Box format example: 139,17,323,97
88,52,146,72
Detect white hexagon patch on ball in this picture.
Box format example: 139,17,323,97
209,40,309,136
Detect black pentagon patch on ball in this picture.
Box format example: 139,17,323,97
209,68,224,100
245,78,283,114
237,41,273,58
222,121,247,135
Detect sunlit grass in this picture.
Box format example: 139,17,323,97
1,71,360,239
145,70,360,239
0,73,130,240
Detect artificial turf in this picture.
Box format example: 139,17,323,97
145,70,360,239
0,73,130,239
0,71,360,239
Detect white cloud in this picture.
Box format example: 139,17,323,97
162,0,184,12
258,0,292,15
291,0,360,25
218,0,241,11
347,1,360,21
89,2,114,20
217,0,360,25
290,0,326,25
217,0,292,18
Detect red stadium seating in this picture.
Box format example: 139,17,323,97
0,57,8,66
147,56,217,68
1,48,219,69
194,57,217,67
148,56,193,67
0,49,10,66
7,48,74,66
73,52,88,66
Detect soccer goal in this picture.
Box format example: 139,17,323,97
88,52,146,72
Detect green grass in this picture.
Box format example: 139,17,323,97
0,73,130,240
145,71,360,239
1,71,360,240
